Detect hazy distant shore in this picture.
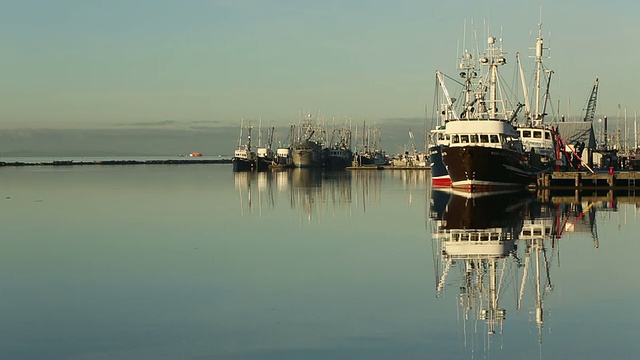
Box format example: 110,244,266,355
0,159,232,167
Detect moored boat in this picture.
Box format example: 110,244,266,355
439,34,537,191
292,139,324,168
232,121,258,172
324,127,353,170
514,23,558,173
428,125,451,187
292,113,325,168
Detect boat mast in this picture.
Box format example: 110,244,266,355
482,36,506,119
516,52,532,122
534,23,543,123
258,117,263,148
635,111,638,150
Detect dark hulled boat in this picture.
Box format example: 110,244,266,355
232,123,259,172
324,127,353,170
438,35,537,191
428,125,451,187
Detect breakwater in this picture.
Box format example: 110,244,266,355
0,159,232,167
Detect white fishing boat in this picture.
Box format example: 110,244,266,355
515,22,558,172
232,120,258,172
439,31,537,190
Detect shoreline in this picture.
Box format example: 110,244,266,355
0,159,232,167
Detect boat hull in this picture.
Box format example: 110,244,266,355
292,141,324,168
325,149,353,170
256,157,274,171
443,146,536,191
232,157,257,172
231,157,269,172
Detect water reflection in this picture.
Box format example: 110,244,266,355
234,169,399,221
429,188,639,356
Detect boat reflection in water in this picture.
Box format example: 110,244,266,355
429,188,623,354
433,190,530,338
234,169,390,222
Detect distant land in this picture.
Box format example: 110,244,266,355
0,118,431,158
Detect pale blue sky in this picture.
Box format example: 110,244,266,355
0,0,638,130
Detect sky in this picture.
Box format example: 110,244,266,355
1,0,639,155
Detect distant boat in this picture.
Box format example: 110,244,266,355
189,152,203,157
272,124,295,168
355,122,388,166
256,125,276,170
232,120,258,172
292,139,323,168
292,112,324,168
390,129,427,167
324,126,353,170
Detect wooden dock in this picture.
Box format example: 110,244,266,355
535,171,640,189
534,171,640,203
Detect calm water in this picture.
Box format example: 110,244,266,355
1,164,639,359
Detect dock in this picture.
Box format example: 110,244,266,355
535,171,640,189
534,171,640,204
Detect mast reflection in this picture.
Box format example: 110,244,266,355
234,169,389,221
433,190,530,338
429,188,636,355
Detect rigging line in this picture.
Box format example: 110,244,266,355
441,71,466,87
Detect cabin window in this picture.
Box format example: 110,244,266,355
470,134,478,143
480,134,489,143
437,133,444,140
490,135,499,143
452,135,460,143
446,135,450,140
460,135,469,143
534,131,542,139
523,130,531,138
545,132,551,140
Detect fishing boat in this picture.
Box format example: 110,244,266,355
514,23,558,173
390,129,427,167
355,122,388,166
292,113,325,168
292,139,323,168
440,34,537,191
232,121,258,172
324,127,353,170
428,125,450,186
271,124,295,168
256,125,276,170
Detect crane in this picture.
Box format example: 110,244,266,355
582,78,599,122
